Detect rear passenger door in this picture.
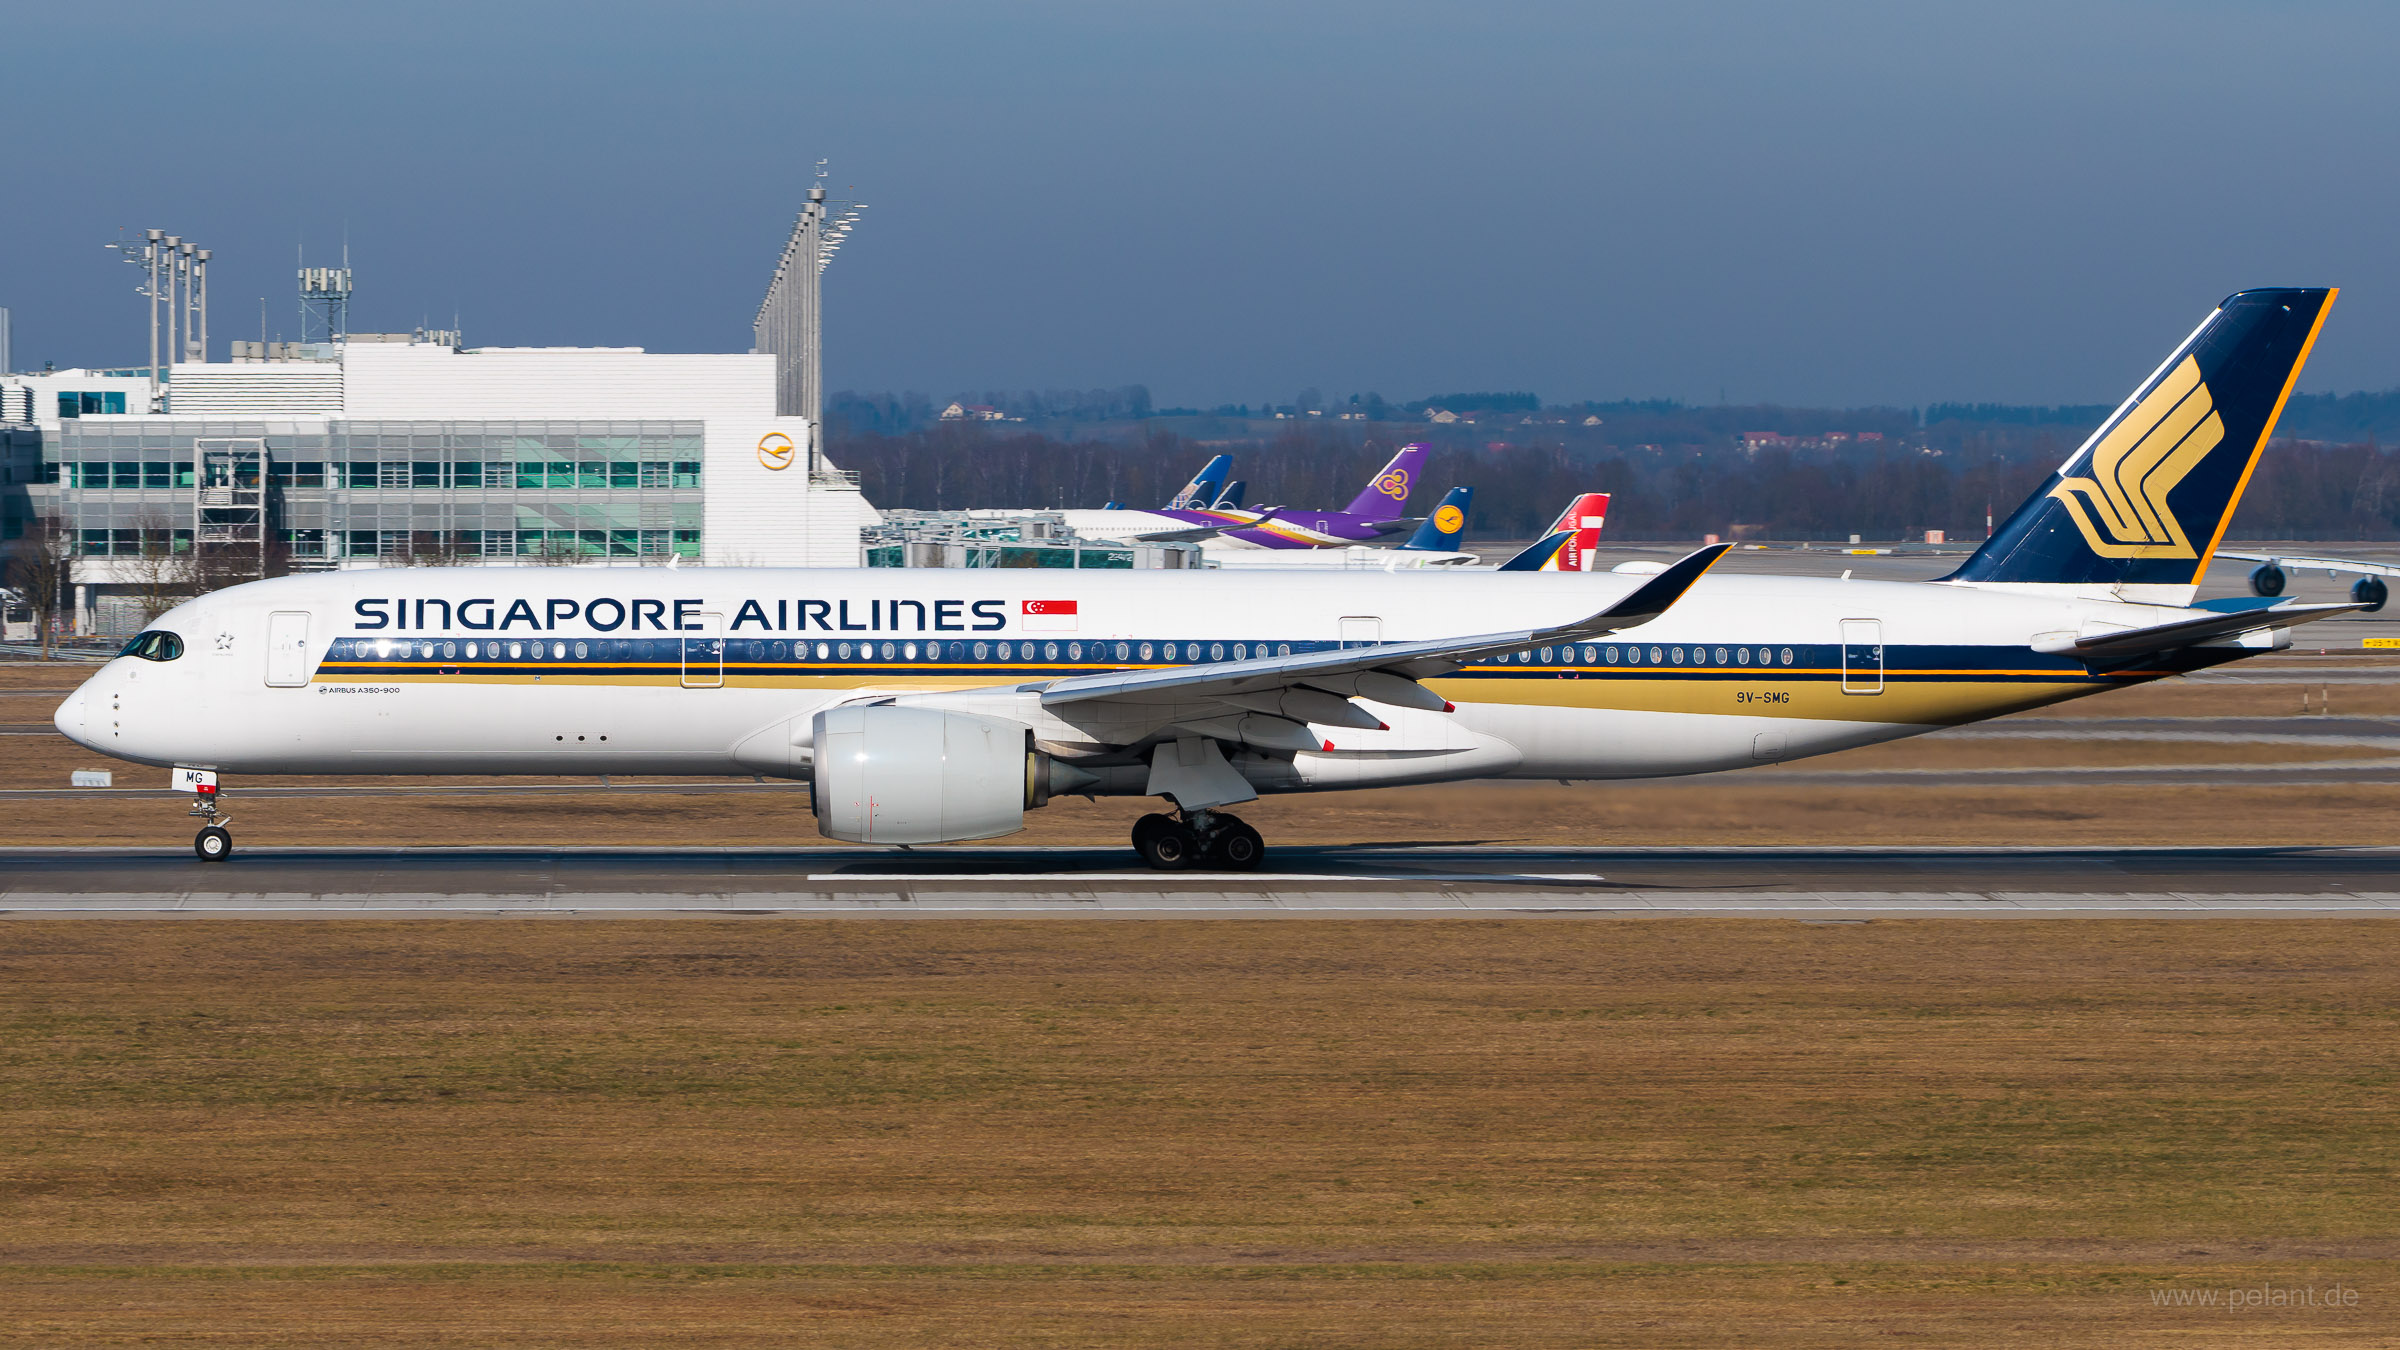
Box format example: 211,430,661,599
1839,619,1883,695
680,611,724,688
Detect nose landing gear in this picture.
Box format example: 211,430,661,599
1132,808,1265,872
187,781,233,862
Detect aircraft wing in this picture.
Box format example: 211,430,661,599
1357,517,1425,539
2219,551,2400,579
1040,544,1730,712
2032,601,2361,664
1132,509,1281,544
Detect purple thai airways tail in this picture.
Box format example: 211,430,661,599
1341,443,1428,519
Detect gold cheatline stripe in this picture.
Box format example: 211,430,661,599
321,662,2108,680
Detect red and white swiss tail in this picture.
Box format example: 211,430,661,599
1541,492,1610,572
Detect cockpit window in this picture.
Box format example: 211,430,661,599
119,630,184,662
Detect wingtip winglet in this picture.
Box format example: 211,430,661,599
1590,541,1732,629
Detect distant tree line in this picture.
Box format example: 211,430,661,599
831,420,2400,542
834,386,2400,444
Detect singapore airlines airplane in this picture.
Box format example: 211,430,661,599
60,288,2346,869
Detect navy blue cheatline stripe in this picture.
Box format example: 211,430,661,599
316,636,2222,683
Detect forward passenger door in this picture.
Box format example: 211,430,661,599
265,611,312,688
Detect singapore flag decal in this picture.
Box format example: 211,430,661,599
1022,599,1079,632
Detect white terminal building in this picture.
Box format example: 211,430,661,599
1,197,881,636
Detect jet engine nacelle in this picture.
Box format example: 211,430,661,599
811,704,1090,844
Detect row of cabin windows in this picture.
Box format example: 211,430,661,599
1516,644,1798,667
340,637,1808,668
64,460,702,490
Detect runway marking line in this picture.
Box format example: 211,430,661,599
801,872,1607,883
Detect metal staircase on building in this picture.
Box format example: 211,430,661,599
192,438,269,575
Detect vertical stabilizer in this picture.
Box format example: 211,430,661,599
1946,288,2336,603
1542,491,1611,571
1167,454,1232,509
1400,486,1473,551
1342,443,1428,518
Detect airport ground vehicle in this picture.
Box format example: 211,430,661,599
58,290,2347,868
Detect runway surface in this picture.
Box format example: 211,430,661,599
10,845,2400,917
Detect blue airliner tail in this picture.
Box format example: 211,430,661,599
1947,288,2335,598
1400,486,1472,551
1167,455,1233,510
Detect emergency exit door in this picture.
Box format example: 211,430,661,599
681,612,724,688
265,611,311,687
1839,619,1884,694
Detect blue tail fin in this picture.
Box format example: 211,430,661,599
1212,480,1246,510
1947,288,2336,598
1400,486,1472,551
1498,531,1569,571
1167,454,1232,510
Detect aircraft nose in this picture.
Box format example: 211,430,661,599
53,686,91,747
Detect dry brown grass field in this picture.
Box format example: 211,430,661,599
9,657,2400,1343
2,920,2397,1346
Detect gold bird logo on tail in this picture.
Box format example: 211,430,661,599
2049,355,2223,559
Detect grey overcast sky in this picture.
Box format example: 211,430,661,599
4,0,2394,408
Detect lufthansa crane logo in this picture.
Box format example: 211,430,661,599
2048,355,2222,559
1432,503,1465,534
757,432,797,471
1375,467,1411,500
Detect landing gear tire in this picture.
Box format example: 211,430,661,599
1132,812,1177,854
194,826,232,863
1212,819,1266,871
1136,821,1201,870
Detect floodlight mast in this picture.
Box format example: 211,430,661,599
106,227,206,408
753,160,867,476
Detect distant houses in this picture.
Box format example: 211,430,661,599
939,402,1008,422
1739,430,1886,450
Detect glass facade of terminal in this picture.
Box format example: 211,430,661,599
44,420,706,561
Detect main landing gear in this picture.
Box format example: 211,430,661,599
190,787,233,863
1132,808,1265,872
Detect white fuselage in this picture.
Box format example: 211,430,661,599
55,566,2244,795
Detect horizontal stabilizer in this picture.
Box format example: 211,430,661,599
1133,508,1280,544
2033,601,2359,663
2219,551,2400,580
